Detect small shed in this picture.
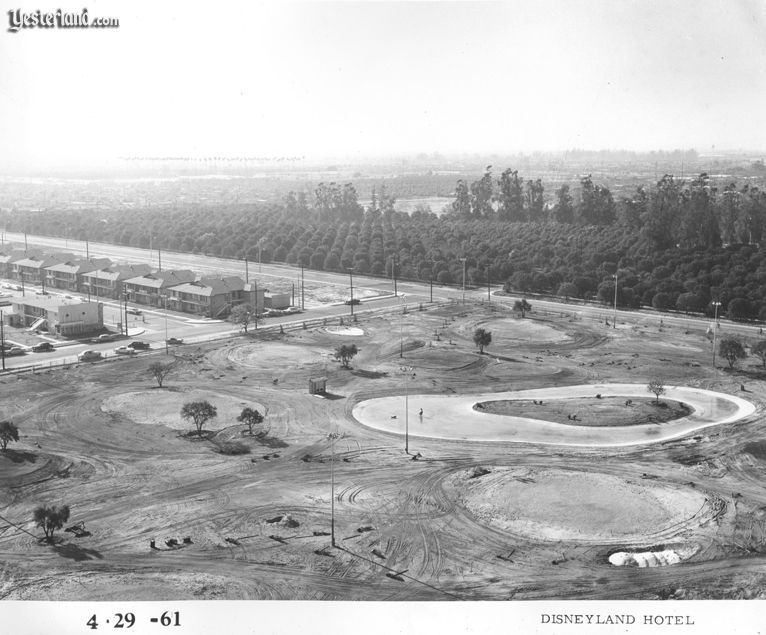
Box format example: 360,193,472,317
309,377,327,395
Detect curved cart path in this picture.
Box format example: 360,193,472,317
351,383,756,447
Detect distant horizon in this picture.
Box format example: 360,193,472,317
3,0,765,169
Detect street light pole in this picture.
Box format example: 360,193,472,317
399,295,406,358
328,430,340,547
712,301,722,368
0,310,6,371
612,271,618,329
486,265,491,302
392,255,397,297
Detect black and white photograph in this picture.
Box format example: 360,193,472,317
1,1,765,633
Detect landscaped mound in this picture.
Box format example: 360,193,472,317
101,390,264,431
473,397,692,427
447,466,709,543
228,342,328,368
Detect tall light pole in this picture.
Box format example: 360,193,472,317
612,272,618,329
392,255,398,297
712,301,722,368
460,257,467,304
486,264,491,302
328,430,341,547
400,366,415,454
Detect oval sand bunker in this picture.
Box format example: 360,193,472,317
101,390,264,430
228,342,328,368
447,467,708,543
324,326,365,336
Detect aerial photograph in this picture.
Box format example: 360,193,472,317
1,0,766,633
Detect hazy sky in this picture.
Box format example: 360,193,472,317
1,0,764,166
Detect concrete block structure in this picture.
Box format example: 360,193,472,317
10,296,103,336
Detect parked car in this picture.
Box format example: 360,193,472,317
5,346,26,356
114,346,137,355
78,350,102,362
127,341,150,350
31,342,55,353
127,308,142,316
92,333,120,343
166,337,184,345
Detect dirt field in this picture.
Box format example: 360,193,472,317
2,301,766,601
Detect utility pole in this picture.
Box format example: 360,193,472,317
612,272,618,329
85,238,89,259
24,231,27,251
300,266,305,310
460,257,467,304
348,268,354,316
163,295,169,354
429,260,434,303
712,301,722,368
392,255,397,297
158,247,162,272
244,258,249,283
123,286,129,337
0,310,6,371
486,265,491,301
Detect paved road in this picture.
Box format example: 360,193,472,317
2,231,761,373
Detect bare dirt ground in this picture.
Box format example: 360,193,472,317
2,301,766,601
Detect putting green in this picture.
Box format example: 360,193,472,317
351,384,755,447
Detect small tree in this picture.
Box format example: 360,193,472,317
34,504,70,543
334,343,358,369
181,401,217,436
513,299,531,318
148,361,174,388
473,328,492,354
557,282,579,301
237,407,264,436
230,303,255,333
752,340,766,368
647,379,666,404
0,421,19,451
719,337,747,369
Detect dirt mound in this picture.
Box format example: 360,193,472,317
101,390,264,430
447,466,709,543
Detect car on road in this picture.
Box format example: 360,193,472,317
166,337,184,345
127,308,142,315
4,346,26,356
114,346,137,355
127,341,150,350
78,350,102,362
91,333,120,343
31,342,55,353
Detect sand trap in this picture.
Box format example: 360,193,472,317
324,326,365,336
101,390,264,430
351,384,755,447
228,342,329,368
609,544,700,567
480,318,569,343
448,467,708,543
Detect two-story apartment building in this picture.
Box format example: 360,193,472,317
123,269,196,307
80,263,153,299
10,296,103,336
44,258,112,292
165,276,264,317
13,253,74,287
0,248,42,280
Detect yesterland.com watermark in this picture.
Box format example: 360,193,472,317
7,8,119,32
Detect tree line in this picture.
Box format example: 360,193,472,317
3,169,766,321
